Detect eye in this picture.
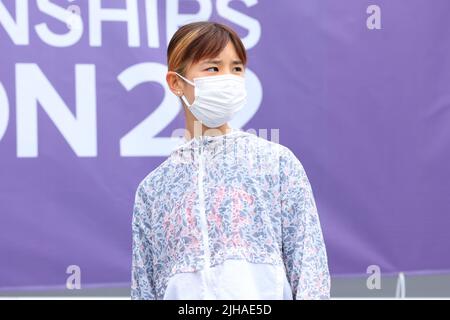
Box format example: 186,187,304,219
234,66,243,72
205,67,219,72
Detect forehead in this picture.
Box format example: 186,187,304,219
197,42,242,64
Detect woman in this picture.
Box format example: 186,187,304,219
131,21,330,300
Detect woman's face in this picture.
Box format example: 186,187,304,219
168,41,246,106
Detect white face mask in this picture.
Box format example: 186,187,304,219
175,72,247,128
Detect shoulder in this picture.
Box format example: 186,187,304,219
134,157,173,199
234,131,309,174
236,131,294,158
245,132,302,164
263,139,308,179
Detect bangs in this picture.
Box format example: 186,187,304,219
187,27,243,65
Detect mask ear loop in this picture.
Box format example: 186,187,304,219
180,95,192,108
175,72,195,86
174,72,195,108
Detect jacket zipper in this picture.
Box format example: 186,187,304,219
197,138,214,298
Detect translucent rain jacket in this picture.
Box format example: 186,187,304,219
131,129,330,299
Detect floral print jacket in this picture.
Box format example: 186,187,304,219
131,129,330,299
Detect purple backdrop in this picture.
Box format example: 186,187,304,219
1,0,450,290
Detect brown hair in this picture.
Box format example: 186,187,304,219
167,21,247,76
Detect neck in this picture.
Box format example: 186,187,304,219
185,118,232,140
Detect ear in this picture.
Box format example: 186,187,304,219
166,71,184,97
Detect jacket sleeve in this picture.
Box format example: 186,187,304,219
280,148,330,299
131,183,157,300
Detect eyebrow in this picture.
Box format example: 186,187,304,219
202,59,244,65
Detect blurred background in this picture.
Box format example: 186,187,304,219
1,0,449,299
